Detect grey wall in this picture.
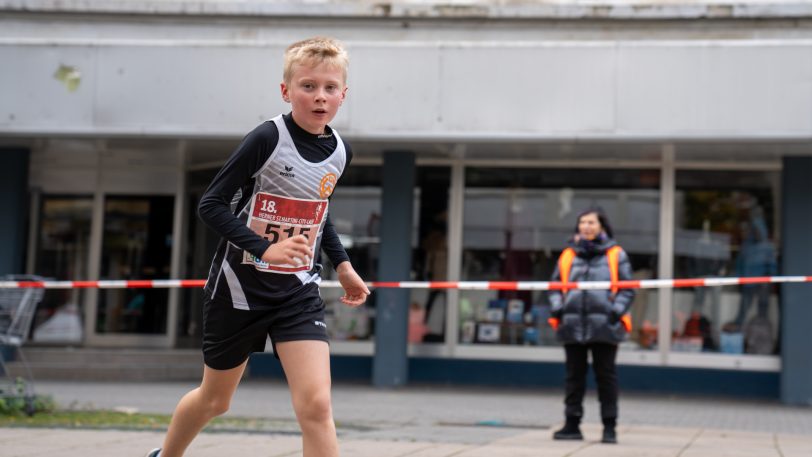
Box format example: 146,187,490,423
2,9,812,141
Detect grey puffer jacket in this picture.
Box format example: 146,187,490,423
548,237,635,345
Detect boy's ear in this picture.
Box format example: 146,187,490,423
280,82,290,103
340,86,348,104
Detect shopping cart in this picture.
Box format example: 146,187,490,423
0,275,45,415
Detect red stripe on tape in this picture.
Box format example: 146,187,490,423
616,280,642,289
672,279,706,288
739,276,773,285
488,282,520,290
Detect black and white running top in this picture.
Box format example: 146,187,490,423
201,114,349,310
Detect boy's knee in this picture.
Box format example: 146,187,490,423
201,394,231,417
295,393,332,423
210,399,231,417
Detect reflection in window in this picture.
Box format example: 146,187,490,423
31,196,92,343
460,168,660,350
673,171,781,355
411,167,451,344
96,196,174,334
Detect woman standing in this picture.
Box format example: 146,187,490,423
548,208,634,444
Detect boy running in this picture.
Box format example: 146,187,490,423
147,36,369,457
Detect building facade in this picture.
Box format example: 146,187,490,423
2,0,811,404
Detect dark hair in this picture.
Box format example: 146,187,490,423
574,207,614,239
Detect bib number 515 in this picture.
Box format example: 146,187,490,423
264,224,311,244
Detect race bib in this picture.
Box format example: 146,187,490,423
243,192,328,273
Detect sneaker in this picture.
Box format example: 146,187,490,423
145,449,161,457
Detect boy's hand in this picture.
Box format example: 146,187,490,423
260,235,312,266
336,262,370,307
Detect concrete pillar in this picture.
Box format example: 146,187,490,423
372,151,415,387
780,156,812,405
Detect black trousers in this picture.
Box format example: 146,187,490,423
563,343,618,420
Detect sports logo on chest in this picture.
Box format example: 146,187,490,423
319,172,337,198
279,165,295,178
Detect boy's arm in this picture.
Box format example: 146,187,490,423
321,138,353,268
336,260,368,307
321,216,350,267
198,123,276,259
328,140,368,305
320,214,368,305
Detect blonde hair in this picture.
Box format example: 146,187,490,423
283,36,348,84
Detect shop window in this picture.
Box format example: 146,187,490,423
30,196,93,344
321,165,451,344
673,170,781,356
460,168,660,350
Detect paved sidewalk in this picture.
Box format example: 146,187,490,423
2,380,811,456
3,423,811,456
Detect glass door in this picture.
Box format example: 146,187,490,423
84,194,176,346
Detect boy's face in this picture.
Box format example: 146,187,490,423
281,61,347,135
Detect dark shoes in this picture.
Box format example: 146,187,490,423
145,449,161,457
552,427,584,440
552,417,583,440
553,418,617,443
553,425,616,443
601,417,618,444
601,426,617,444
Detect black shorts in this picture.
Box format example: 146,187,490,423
202,295,329,370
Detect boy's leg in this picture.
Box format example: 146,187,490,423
159,361,248,457
276,340,338,457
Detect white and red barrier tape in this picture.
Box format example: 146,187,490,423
0,276,810,290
